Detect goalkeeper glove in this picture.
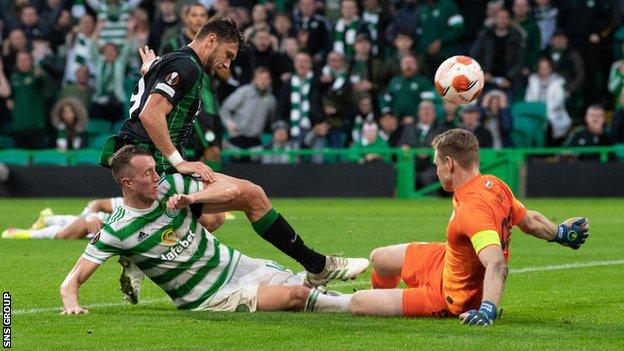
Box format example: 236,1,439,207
551,217,589,250
460,300,497,326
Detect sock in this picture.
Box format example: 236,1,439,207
46,215,78,227
252,209,326,273
305,289,352,313
371,269,401,289
31,225,62,239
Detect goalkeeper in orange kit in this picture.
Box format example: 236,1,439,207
349,129,589,325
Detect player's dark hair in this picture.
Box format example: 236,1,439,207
195,17,244,48
431,129,480,169
109,145,152,185
586,103,605,113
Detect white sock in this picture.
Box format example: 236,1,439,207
46,215,78,227
305,289,352,313
31,225,63,239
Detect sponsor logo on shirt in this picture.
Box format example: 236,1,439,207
161,227,179,246
160,230,196,261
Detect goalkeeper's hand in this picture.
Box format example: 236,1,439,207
551,217,589,249
459,301,497,326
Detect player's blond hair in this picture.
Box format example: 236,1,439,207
430,129,480,169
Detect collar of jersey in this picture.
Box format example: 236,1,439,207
181,46,203,71
122,200,159,214
453,173,482,201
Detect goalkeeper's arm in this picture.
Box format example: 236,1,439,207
517,210,589,249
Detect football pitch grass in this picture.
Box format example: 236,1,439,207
1,197,623,350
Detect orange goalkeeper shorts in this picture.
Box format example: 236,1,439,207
401,242,452,318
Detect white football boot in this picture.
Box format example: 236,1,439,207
118,256,144,304
305,256,369,287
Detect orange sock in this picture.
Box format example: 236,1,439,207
371,269,401,289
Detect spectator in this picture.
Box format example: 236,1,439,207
361,0,391,58
262,120,291,164
380,54,436,124
432,100,459,135
89,22,133,122
59,65,94,111
293,0,332,64
350,94,377,146
333,0,368,61
281,36,299,64
126,8,151,81
61,14,95,86
6,51,49,149
533,0,558,50
470,8,524,99
16,5,48,41
558,0,613,105
2,29,30,78
525,56,572,145
46,6,72,51
86,0,142,46
51,97,88,151
387,0,419,37
32,34,64,91
220,67,277,157
455,0,487,54
147,0,179,54
347,33,379,105
235,28,291,95
459,104,493,148
544,30,585,117
608,45,624,111
483,0,504,28
271,12,295,49
481,89,513,148
277,52,327,163
564,105,615,161
398,99,438,149
612,102,624,143
512,0,541,73
0,59,11,129
321,51,352,147
349,121,390,163
243,4,271,40
415,0,465,79
378,30,418,92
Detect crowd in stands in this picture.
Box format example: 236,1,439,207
1,0,624,166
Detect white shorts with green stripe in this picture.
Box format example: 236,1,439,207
195,255,305,312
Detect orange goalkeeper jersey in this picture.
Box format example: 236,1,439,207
442,174,527,315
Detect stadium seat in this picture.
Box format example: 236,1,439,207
0,149,30,165
89,134,111,149
511,102,548,147
31,149,70,166
70,149,102,165
86,119,113,135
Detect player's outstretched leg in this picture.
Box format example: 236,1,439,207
199,173,369,287
257,285,352,312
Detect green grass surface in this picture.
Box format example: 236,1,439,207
1,198,623,350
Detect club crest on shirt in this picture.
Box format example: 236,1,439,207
165,207,180,218
165,72,180,87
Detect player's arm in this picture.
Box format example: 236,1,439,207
138,93,215,182
59,257,100,315
516,210,589,249
459,244,506,326
165,174,240,209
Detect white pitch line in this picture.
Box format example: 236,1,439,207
12,258,624,315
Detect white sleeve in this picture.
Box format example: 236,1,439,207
81,229,122,265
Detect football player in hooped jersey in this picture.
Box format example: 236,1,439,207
100,17,368,303
61,146,353,314
348,129,589,325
